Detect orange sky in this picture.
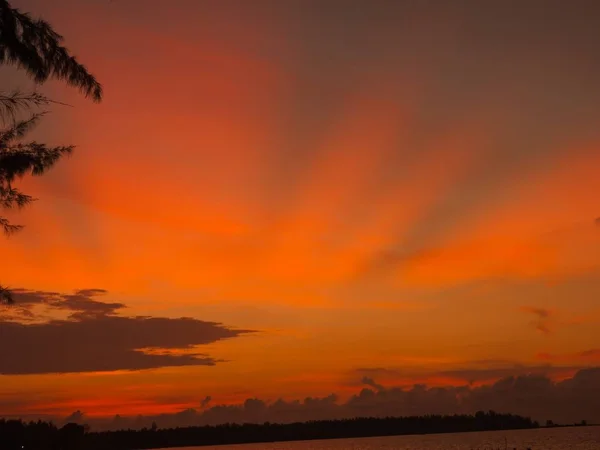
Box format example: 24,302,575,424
1,0,600,421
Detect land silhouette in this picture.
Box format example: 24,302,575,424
0,411,545,449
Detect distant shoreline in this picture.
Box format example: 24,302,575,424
3,413,595,450
85,411,542,449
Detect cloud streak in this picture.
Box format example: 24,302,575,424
537,349,600,365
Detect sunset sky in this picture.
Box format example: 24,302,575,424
1,0,600,426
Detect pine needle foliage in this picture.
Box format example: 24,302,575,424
0,90,68,124
0,112,74,236
0,1,102,303
0,0,103,101
0,285,12,304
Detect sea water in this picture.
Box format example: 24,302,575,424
164,426,600,450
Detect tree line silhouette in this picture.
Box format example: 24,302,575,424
0,420,86,450
1,411,540,449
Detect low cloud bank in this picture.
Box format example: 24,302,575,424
40,367,600,431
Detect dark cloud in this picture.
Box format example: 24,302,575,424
6,289,124,321
354,362,577,386
595,217,600,227
580,349,600,359
0,289,252,375
437,365,579,384
356,367,402,377
33,368,600,431
535,323,552,335
65,410,85,424
361,376,385,391
200,396,212,409
521,306,550,319
520,306,553,335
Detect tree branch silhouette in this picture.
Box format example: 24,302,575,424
0,90,71,124
0,0,103,101
0,0,102,303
